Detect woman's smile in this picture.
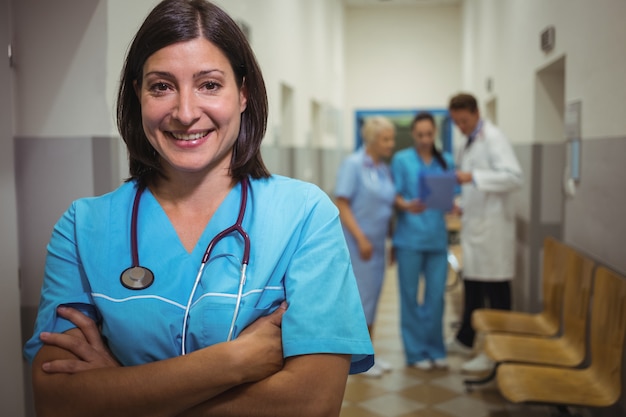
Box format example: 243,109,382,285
168,130,212,142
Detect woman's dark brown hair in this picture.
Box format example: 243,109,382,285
411,112,448,170
117,0,270,186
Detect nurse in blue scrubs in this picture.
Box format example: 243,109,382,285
23,1,373,416
391,112,455,371
335,116,396,377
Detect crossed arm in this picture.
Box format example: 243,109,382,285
32,306,350,417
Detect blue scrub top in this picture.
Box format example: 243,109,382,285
334,148,395,248
391,148,455,251
24,175,374,374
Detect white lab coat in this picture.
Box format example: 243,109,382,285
458,120,523,281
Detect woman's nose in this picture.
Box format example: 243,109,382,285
172,89,201,125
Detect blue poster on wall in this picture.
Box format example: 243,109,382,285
354,109,452,158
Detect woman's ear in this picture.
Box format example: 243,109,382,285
133,80,140,99
239,77,248,113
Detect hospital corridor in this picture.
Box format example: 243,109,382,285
3,0,626,416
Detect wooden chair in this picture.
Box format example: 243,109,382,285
463,241,593,391
496,266,626,415
471,236,567,337
483,246,594,367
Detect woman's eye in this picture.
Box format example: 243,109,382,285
149,82,169,92
203,81,220,91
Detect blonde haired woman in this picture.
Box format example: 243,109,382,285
335,116,396,377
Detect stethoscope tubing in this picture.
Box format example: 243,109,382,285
123,177,251,354
181,177,250,353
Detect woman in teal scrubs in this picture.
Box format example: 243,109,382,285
23,1,372,415
391,112,454,370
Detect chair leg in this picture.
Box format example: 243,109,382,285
551,405,581,417
463,363,499,392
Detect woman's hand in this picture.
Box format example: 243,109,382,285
450,203,463,216
231,302,287,383
388,246,396,266
39,306,120,374
357,236,373,260
402,198,426,214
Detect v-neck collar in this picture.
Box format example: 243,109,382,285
141,182,243,257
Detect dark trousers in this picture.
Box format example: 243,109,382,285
455,279,512,348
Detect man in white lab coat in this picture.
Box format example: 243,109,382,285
445,93,523,372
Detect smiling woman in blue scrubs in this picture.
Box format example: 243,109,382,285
335,116,396,377
23,1,373,416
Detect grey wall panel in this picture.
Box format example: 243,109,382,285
318,148,344,196
514,145,533,223
539,143,566,224
294,147,318,185
92,136,120,196
513,143,564,313
516,137,626,417
563,137,626,274
16,136,117,348
15,137,94,309
512,144,533,312
260,144,281,176
567,137,626,417
1,0,27,414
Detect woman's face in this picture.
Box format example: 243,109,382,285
412,119,436,149
137,37,247,178
369,127,395,160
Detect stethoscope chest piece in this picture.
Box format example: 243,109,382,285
120,266,155,290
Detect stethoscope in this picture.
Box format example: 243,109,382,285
120,177,250,350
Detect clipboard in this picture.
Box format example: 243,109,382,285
418,171,456,211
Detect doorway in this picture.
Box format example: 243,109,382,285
523,56,566,313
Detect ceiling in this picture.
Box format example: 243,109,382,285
344,0,461,7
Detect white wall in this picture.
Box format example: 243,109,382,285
344,3,463,150
460,0,626,145
221,0,347,149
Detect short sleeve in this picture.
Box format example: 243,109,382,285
281,186,374,374
334,156,359,200
23,202,99,362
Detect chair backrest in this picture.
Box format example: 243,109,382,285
590,266,626,404
541,236,568,328
559,246,595,362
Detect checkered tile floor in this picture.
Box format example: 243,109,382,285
340,245,590,417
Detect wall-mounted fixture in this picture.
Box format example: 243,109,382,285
540,26,555,52
564,100,582,197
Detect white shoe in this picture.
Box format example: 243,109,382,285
375,358,392,372
461,353,494,373
433,358,449,369
363,362,384,378
412,359,433,371
446,338,473,356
